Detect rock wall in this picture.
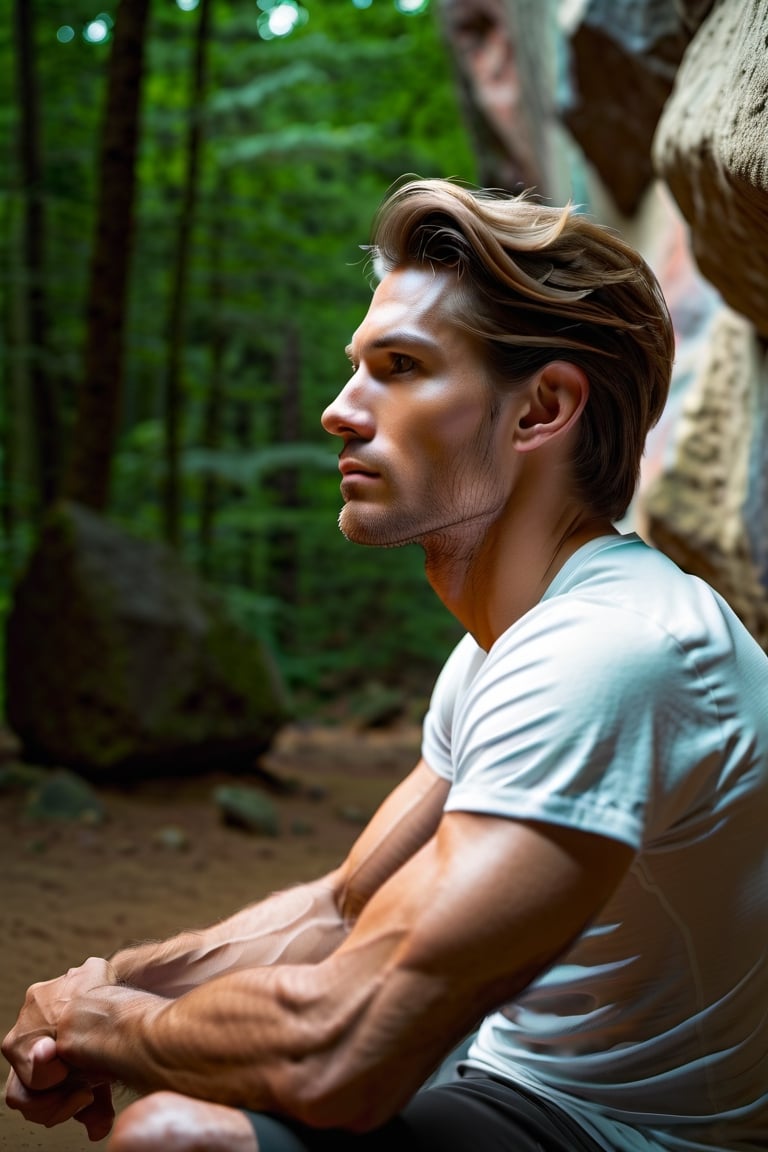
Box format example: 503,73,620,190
653,0,768,336
437,0,768,648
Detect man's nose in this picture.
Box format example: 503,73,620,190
321,375,373,440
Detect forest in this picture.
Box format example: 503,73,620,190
2,0,478,737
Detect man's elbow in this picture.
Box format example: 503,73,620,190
268,1049,407,1135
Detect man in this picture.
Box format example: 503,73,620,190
4,179,767,1152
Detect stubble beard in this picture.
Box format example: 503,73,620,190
336,402,505,552
337,503,424,549
336,467,503,554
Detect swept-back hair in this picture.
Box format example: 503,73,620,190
370,178,674,521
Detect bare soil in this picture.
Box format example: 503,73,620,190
0,723,420,1151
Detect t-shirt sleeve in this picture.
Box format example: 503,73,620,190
421,633,484,782
436,602,698,849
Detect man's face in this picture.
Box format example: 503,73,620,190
321,265,520,550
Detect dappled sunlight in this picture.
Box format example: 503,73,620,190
257,0,310,41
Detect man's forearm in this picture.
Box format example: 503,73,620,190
113,762,446,998
112,874,347,997
54,964,335,1120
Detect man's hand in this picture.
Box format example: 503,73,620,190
4,1037,115,1140
3,957,117,1083
3,958,119,1139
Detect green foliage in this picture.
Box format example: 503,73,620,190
218,123,377,165
183,443,338,487
2,0,475,720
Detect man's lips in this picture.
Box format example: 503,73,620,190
338,458,380,478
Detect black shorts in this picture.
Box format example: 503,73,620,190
243,1068,606,1152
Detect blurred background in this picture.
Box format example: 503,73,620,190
2,0,766,775
2,0,477,757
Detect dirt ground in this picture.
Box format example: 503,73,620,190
0,722,421,1152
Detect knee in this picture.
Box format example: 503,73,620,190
106,1091,258,1152
107,1092,198,1152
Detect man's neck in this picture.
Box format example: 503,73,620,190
422,505,617,652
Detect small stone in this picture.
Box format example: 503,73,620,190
337,805,368,826
152,825,190,851
213,785,279,837
23,769,106,824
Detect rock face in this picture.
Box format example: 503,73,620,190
652,0,768,336
559,0,695,216
644,309,768,648
5,503,288,775
436,0,553,192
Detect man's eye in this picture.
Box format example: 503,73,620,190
391,354,416,374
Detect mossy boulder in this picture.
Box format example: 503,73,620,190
5,503,288,776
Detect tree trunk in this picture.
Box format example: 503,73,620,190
198,176,229,579
64,0,151,511
233,381,257,590
13,0,60,512
266,325,302,625
1,231,24,565
163,0,212,548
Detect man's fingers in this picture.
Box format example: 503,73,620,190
31,1034,57,1062
28,1035,70,1089
73,1083,116,1141
2,1027,66,1090
5,1067,36,1113
5,1067,94,1128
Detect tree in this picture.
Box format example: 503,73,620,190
65,0,151,511
12,0,60,513
197,171,230,578
162,0,213,548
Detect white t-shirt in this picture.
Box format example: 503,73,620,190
421,534,768,1152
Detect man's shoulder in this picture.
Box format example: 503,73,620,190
527,533,749,666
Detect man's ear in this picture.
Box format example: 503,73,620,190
513,361,589,451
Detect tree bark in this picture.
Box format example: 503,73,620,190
266,325,302,623
13,0,60,512
1,233,24,563
65,0,151,511
163,0,213,548
198,175,229,579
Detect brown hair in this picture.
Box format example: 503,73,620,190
370,178,674,521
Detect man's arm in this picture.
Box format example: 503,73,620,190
2,759,447,1133
110,877,344,997
34,804,633,1132
111,758,448,995
2,758,447,1126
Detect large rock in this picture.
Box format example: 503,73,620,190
437,0,553,192
559,0,699,216
677,1,717,29
652,0,768,335
5,503,288,775
643,309,768,648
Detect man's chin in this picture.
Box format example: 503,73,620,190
337,508,414,549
